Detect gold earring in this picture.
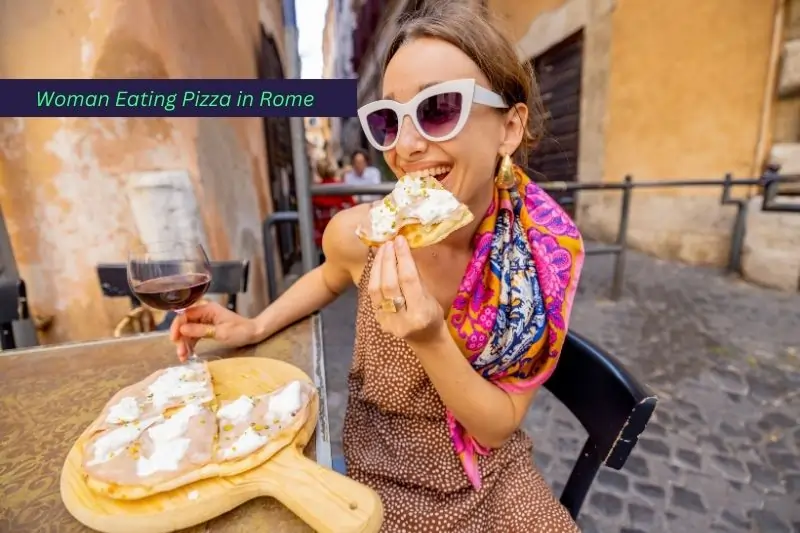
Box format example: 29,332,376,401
495,153,517,189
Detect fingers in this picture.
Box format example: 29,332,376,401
379,242,403,301
169,312,186,342
181,301,219,322
367,243,385,310
176,338,198,362
394,236,423,300
179,323,218,340
171,302,220,360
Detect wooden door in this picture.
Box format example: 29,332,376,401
522,31,584,216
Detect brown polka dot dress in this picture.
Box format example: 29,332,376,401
342,252,581,532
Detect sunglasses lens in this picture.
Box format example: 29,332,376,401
365,109,399,148
417,92,463,138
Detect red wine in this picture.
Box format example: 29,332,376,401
132,273,211,311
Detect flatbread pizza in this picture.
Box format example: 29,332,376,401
78,361,317,500
355,172,474,249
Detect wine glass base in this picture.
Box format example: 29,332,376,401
183,351,223,364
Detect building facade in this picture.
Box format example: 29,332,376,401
322,0,360,165
0,0,295,344
328,0,800,291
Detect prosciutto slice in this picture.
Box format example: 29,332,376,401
82,402,217,487
91,361,214,433
215,380,315,462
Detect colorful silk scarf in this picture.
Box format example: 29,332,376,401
446,164,585,490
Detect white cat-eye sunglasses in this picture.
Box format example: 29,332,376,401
357,78,508,152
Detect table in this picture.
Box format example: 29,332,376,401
0,314,331,533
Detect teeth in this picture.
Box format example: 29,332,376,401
406,166,452,179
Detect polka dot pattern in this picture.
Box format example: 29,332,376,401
343,252,580,532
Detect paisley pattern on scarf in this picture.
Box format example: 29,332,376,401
446,164,585,490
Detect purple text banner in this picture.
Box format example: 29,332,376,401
0,79,358,118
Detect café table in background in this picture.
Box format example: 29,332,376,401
0,315,331,533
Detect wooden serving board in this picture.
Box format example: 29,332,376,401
60,357,384,533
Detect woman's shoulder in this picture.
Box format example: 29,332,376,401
321,203,372,275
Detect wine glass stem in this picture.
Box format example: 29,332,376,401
175,308,197,362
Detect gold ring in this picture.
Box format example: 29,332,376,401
203,325,216,339
378,296,406,313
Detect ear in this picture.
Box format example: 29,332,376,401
499,103,529,155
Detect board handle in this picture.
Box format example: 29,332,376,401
256,447,384,533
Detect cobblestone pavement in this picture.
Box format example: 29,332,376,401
319,246,800,533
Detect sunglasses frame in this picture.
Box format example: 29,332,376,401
357,78,508,152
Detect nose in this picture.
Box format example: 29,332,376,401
394,115,427,160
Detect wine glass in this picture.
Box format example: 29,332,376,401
127,241,213,362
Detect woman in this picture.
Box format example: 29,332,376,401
171,2,585,531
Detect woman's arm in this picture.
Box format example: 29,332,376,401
253,206,370,341
408,328,538,449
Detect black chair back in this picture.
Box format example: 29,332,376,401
544,331,658,519
0,278,20,350
0,277,30,351
96,260,250,312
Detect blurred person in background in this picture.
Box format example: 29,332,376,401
337,157,349,175
170,1,584,531
312,159,354,262
343,148,383,203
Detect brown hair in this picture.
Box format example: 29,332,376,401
316,159,337,179
383,0,546,163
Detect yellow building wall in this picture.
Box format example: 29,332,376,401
579,0,777,267
604,0,775,184
0,0,282,344
467,1,789,278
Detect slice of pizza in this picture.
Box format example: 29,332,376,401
355,172,474,249
89,361,215,434
213,380,317,476
82,402,219,499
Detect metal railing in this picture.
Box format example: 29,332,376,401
263,211,301,299
263,172,800,300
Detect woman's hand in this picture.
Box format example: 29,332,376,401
169,301,261,362
368,235,446,345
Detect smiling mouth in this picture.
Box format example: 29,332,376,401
406,166,452,182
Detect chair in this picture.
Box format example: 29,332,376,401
0,277,20,350
330,331,657,521
96,260,251,313
544,331,657,519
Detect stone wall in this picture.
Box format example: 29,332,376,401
742,196,800,291
0,0,284,344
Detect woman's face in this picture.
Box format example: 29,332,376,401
380,37,524,208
